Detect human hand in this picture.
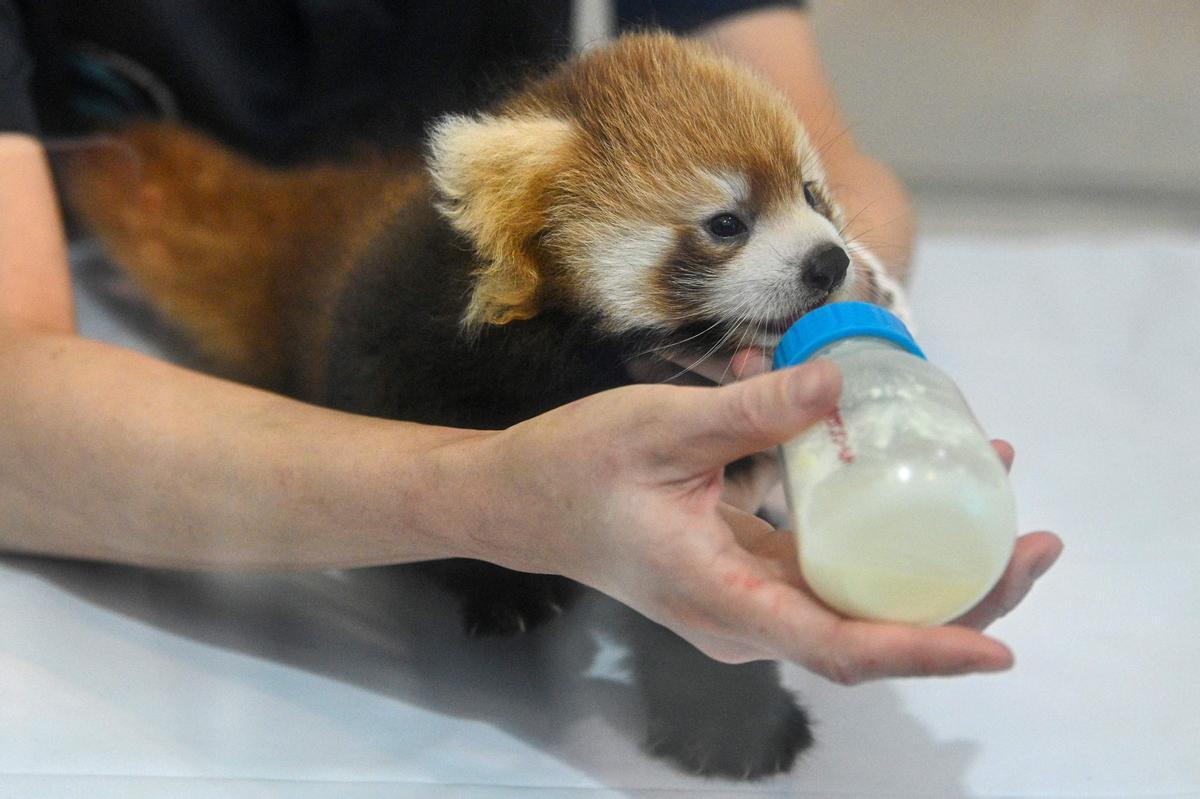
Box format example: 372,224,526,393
725,437,1063,645
457,360,1061,684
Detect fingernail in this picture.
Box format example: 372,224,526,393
978,640,1015,672
1032,550,1061,581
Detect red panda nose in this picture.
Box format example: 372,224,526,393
802,245,850,292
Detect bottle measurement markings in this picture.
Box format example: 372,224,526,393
825,408,855,464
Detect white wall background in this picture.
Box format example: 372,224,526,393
809,1,1200,201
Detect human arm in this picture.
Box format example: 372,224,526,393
0,134,481,569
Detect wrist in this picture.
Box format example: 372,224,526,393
371,422,511,566
411,419,589,577
421,426,532,569
297,415,493,568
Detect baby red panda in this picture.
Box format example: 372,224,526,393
69,32,903,780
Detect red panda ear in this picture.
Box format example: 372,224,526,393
428,113,573,331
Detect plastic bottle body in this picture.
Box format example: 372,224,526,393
780,337,1017,625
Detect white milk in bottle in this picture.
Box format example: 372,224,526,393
774,302,1016,625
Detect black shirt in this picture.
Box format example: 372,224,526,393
0,0,37,132
1,1,801,163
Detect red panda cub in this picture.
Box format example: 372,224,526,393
70,32,895,780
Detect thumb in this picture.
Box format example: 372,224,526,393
665,359,841,473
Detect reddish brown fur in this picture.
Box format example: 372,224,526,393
426,115,574,330
66,124,421,389
514,33,806,212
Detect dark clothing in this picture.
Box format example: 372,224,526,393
0,0,37,132
0,0,802,163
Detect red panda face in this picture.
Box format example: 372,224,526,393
535,34,859,353
429,33,863,349
550,163,852,352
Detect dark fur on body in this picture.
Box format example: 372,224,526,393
322,186,811,780
321,186,630,427
321,188,614,637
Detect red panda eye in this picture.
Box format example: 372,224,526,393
803,182,819,210
705,213,748,239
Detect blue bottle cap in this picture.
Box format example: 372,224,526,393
773,301,925,369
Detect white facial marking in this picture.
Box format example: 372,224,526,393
704,196,850,346
796,133,826,183
703,171,751,210
582,225,675,332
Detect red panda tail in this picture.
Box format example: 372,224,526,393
65,123,407,389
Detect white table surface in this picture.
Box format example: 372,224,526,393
2,232,1198,798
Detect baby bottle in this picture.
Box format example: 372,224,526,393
773,302,1016,625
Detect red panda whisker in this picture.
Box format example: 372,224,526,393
799,96,848,159
655,293,760,383
840,212,911,255
810,122,855,163
626,314,732,361
642,289,762,357
663,325,741,384
837,201,880,241
720,306,761,384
